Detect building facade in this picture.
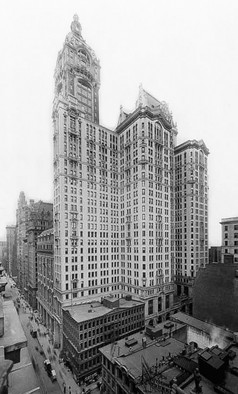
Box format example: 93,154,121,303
0,241,7,276
220,217,238,263
16,191,28,290
52,16,209,342
209,246,221,263
62,296,145,382
16,192,53,307
26,201,53,309
193,263,238,332
6,225,17,277
36,228,54,339
174,140,209,299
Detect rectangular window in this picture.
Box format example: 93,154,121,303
148,299,153,315
165,295,170,309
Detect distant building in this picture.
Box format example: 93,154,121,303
36,228,55,341
0,240,7,268
16,191,28,290
193,263,238,331
209,246,221,263
6,225,17,277
16,192,53,307
220,216,238,263
62,296,145,382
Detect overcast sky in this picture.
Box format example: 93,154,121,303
0,0,237,245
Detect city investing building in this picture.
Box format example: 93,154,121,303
52,16,209,342
220,216,238,263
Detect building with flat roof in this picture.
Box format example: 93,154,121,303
62,296,144,381
100,331,197,394
220,216,238,263
171,311,233,349
100,314,238,394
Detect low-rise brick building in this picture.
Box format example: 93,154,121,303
62,296,145,382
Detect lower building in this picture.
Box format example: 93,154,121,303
192,263,238,332
100,313,238,394
171,312,232,349
62,295,145,382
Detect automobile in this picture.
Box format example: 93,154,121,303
51,369,57,382
44,359,52,377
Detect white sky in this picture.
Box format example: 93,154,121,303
0,0,238,245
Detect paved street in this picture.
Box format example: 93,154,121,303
19,309,62,394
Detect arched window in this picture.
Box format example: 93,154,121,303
78,49,90,65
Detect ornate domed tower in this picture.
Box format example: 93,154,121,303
54,14,100,123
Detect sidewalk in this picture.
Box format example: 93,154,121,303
29,313,79,394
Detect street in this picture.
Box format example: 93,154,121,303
20,309,62,394
6,281,62,394
6,279,100,394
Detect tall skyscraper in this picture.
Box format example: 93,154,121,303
174,140,209,299
53,16,209,341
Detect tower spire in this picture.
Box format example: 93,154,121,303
71,14,82,36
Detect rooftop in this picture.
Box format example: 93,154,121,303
146,319,185,339
100,326,238,394
171,312,232,348
174,139,209,155
100,331,185,381
220,216,238,224
0,299,27,354
63,297,144,323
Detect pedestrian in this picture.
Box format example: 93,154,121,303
68,386,71,394
63,383,66,394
